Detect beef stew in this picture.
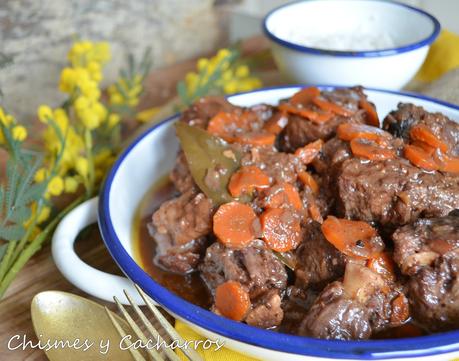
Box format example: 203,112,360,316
134,86,459,339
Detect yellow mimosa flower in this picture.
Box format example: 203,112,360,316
75,157,89,177
107,113,121,128
136,107,160,123
38,105,53,123
59,67,77,93
64,177,79,193
235,65,249,78
47,176,64,196
12,125,27,141
37,206,51,224
34,168,48,183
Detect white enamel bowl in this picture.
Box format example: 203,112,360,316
263,0,440,89
52,86,459,361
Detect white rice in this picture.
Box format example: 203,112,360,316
279,20,396,51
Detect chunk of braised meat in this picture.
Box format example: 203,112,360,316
200,241,287,295
240,146,304,185
180,96,236,128
278,87,374,152
393,216,459,275
245,289,284,329
294,222,346,291
383,103,459,156
153,190,213,244
299,281,372,340
408,252,459,332
280,286,319,334
170,151,196,193
309,137,352,211
392,216,459,331
200,241,288,328
298,263,408,340
337,157,459,228
180,96,275,132
152,234,208,275
151,190,213,273
312,137,351,176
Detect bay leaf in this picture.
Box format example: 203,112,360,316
275,251,296,271
175,122,241,205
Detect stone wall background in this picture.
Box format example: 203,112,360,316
0,0,225,120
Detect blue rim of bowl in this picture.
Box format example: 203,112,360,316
99,85,459,359
263,0,441,57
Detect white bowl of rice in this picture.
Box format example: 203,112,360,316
263,0,440,89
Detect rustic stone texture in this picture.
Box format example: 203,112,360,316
0,0,223,119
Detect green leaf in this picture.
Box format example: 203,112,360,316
0,185,4,217
128,53,135,79
11,158,41,208
8,205,31,224
177,81,189,106
140,47,153,78
175,122,241,206
115,81,129,99
0,224,25,241
15,183,46,208
5,160,19,217
0,244,7,263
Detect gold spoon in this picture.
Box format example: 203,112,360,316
31,291,137,361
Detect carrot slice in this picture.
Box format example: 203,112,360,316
294,139,323,164
234,132,276,146
228,165,271,197
390,293,410,324
411,140,436,155
350,138,395,161
404,144,439,171
321,216,382,258
290,87,320,106
207,111,250,141
337,123,392,143
309,202,323,224
263,111,288,135
367,252,396,282
410,124,448,153
215,281,251,321
433,151,459,173
261,208,302,252
359,98,379,126
312,97,354,116
298,171,319,194
213,202,257,249
264,183,302,210
278,103,333,124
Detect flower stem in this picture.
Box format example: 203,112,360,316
84,129,95,197
0,195,85,299
7,200,43,269
0,241,17,283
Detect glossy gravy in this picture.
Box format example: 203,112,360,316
132,175,211,308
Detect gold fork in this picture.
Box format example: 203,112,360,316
105,284,203,361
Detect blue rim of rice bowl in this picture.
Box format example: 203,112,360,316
263,0,441,57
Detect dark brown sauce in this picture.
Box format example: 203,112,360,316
132,175,211,308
